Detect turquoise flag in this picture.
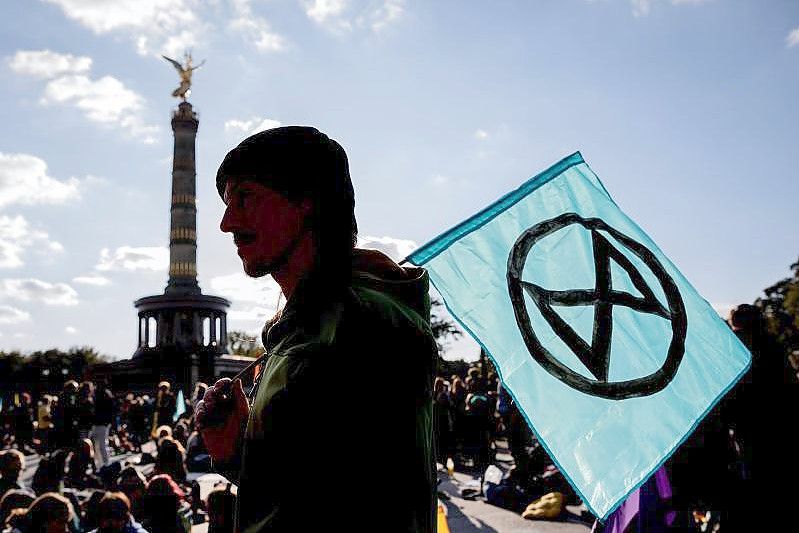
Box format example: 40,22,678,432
173,389,186,422
408,152,751,519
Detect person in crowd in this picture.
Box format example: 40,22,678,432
77,382,95,441
31,451,69,496
127,398,147,452
140,474,190,533
37,396,53,454
0,489,35,530
53,381,80,451
87,491,149,533
205,485,236,533
172,422,189,449
91,381,115,470
152,383,176,436
152,437,187,485
65,439,100,490
116,468,147,521
0,451,25,499
4,492,74,533
184,429,210,473
433,377,454,465
12,393,34,454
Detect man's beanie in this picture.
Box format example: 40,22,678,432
216,127,355,235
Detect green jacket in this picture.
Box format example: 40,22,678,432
216,249,437,532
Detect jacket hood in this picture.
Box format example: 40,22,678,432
351,248,431,320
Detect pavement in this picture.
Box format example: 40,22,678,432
437,448,595,533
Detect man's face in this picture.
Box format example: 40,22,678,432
220,179,312,278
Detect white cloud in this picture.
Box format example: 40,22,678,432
7,50,92,78
65,326,78,334
304,0,404,34
41,74,159,143
229,1,287,52
0,215,65,269
0,305,31,324
72,274,112,286
42,0,202,58
787,27,799,48
474,129,489,140
0,153,81,208
211,272,282,326
0,278,79,306
358,0,404,33
429,174,450,187
305,0,350,26
224,117,282,140
357,235,417,262
95,246,169,272
210,272,282,304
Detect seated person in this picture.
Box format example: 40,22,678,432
206,484,236,533
88,491,148,533
65,438,101,490
117,467,147,520
4,492,75,532
140,474,191,533
0,450,25,498
152,437,187,485
0,489,35,529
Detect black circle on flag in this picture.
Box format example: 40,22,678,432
507,213,687,400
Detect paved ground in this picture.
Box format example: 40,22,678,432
438,468,593,533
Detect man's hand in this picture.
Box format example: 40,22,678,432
195,378,249,463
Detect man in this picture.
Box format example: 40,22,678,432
90,380,115,469
153,381,176,436
196,126,436,532
88,491,148,533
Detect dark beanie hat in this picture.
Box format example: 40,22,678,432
216,126,354,207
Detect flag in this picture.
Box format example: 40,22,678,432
174,389,186,422
407,152,751,519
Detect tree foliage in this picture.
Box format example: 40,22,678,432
756,257,799,355
0,346,108,395
227,330,265,358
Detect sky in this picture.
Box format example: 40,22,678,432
0,0,797,362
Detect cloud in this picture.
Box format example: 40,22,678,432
72,274,112,286
211,272,282,325
95,246,169,271
787,27,799,48
626,0,712,17
0,153,81,208
42,0,202,58
7,49,92,78
357,0,404,33
0,278,79,306
0,305,31,324
65,326,78,334
304,0,405,34
41,74,159,143
0,215,65,269
474,129,489,140
229,0,287,52
9,49,159,143
210,272,282,304
357,235,417,261
224,116,282,139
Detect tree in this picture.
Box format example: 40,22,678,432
756,257,799,356
227,330,265,358
430,298,462,351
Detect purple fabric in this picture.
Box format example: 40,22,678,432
592,466,673,533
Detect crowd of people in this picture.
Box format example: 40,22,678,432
0,304,793,532
0,380,234,533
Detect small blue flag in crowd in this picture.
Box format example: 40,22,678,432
407,152,751,519
174,389,186,422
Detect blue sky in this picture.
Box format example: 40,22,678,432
0,0,797,361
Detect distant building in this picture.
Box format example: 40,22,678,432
95,101,250,393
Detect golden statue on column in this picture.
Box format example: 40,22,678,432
162,52,205,101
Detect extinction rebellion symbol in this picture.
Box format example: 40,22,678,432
507,213,687,400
